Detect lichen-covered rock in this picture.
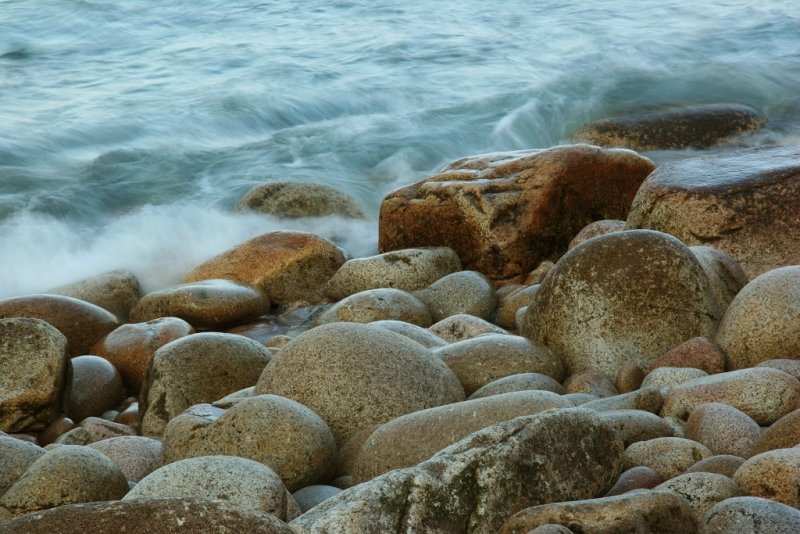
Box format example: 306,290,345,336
716,266,800,370
500,489,698,534
0,497,295,534
0,319,68,433
624,437,713,481
661,368,800,425
292,408,624,534
413,271,496,322
656,472,741,519
429,314,508,343
90,317,194,392
162,395,336,492
434,334,564,395
353,390,574,482
129,279,270,328
325,247,461,300
379,144,655,284
256,322,464,445
316,288,432,327
521,230,719,379
140,333,272,436
733,448,800,508
0,295,119,357
124,456,296,520
701,496,800,533
0,446,128,517
47,269,142,322
572,103,766,150
626,145,800,278
236,181,367,219
183,231,345,304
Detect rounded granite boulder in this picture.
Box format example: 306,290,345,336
235,181,367,219
623,437,713,481
522,230,719,378
63,355,124,424
716,266,800,370
701,496,800,533
47,269,142,322
255,322,465,444
734,448,800,508
412,270,496,322
316,288,432,327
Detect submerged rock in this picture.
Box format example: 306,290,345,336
236,181,367,219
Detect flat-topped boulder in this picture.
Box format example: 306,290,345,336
627,145,800,278
571,103,766,150
380,144,654,284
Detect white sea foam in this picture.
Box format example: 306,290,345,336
0,205,377,298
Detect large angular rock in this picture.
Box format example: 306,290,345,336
353,390,574,482
521,230,720,378
184,231,345,304
0,295,119,357
140,333,272,436
379,145,655,284
0,497,294,533
627,145,800,278
500,489,698,533
0,319,68,433
716,266,800,370
572,103,766,150
256,322,464,444
291,408,624,534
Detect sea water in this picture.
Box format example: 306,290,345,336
1,0,798,297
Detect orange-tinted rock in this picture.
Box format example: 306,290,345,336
114,402,140,430
0,294,119,357
184,231,345,304
627,145,800,278
753,410,800,454
734,448,800,508
572,103,766,151
130,279,270,328
564,371,618,398
615,365,645,393
646,336,725,374
37,417,75,446
686,454,746,478
63,356,123,423
685,402,761,458
90,317,194,392
379,145,655,284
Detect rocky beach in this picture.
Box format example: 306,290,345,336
2,102,800,532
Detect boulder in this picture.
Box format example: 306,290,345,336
0,436,44,496
646,336,726,375
564,371,618,398
129,279,270,328
86,436,162,482
605,466,663,496
90,317,194,392
292,485,342,513
162,395,336,492
434,334,564,395
500,489,698,533
0,497,294,533
379,144,655,284
642,367,709,391
429,314,508,343
687,455,746,479
0,445,128,517
580,387,664,414
353,390,574,482
469,373,566,399
124,455,296,520
596,409,676,447
412,271,496,322
734,448,800,508
256,322,464,444
522,229,719,378
572,103,766,150
701,496,800,533
183,231,345,304
495,284,539,329
369,320,447,348
139,333,272,436
716,266,800,370
623,437,713,480
753,410,800,454
63,355,123,424
0,318,68,433
292,408,623,534
656,472,741,519
661,368,800,425
324,247,461,299
757,359,800,381
316,288,432,327
685,403,760,458
626,145,800,278
47,270,142,322
0,294,119,357
690,246,748,316
567,219,625,249
235,181,367,218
